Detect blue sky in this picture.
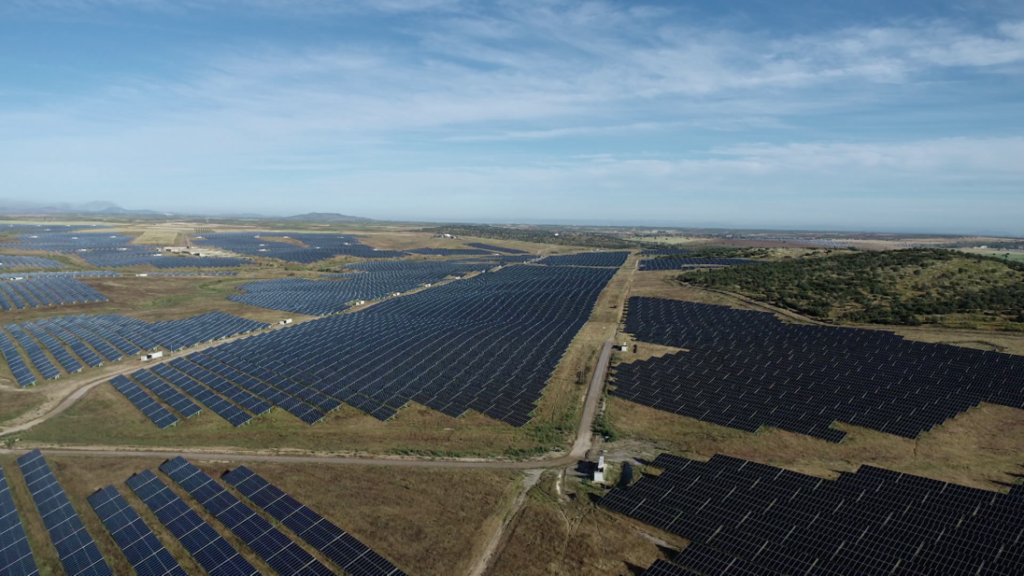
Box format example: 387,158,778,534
1,0,1023,234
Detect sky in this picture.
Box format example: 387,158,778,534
1,0,1023,234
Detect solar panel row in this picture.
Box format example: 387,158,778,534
0,312,269,387
160,457,335,576
612,297,1024,441
0,277,107,310
86,486,186,576
0,271,120,281
126,470,259,576
233,259,495,316
194,232,406,263
463,242,529,254
536,251,630,267
224,466,406,576
110,375,181,429
0,462,39,576
605,453,1024,576
0,231,251,269
0,256,66,269
16,450,112,576
150,364,253,426
0,329,37,386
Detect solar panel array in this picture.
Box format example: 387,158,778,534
143,271,239,277
232,260,496,316
193,232,406,263
71,245,254,269
638,258,761,271
223,465,407,576
639,249,693,255
0,231,133,252
0,256,66,269
0,462,39,576
0,329,36,386
0,271,120,281
126,469,260,576
160,457,335,576
148,363,254,426
0,312,268,386
0,277,107,310
405,247,494,256
613,297,1024,442
110,374,181,429
86,485,186,576
203,264,616,425
463,242,529,254
17,449,112,576
0,230,252,269
605,453,1024,576
536,251,630,267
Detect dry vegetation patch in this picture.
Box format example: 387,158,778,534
605,398,1024,491
490,472,676,576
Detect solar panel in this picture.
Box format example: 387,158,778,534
109,375,180,429
0,462,39,576
16,450,112,576
130,370,202,419
603,453,1024,576
86,486,186,576
160,457,334,576
125,470,258,576
223,466,407,576
612,297,1024,441
149,364,252,427
536,251,630,267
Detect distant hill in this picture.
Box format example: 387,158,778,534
0,198,168,216
285,212,372,223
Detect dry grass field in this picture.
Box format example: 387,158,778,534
0,453,517,576
0,390,45,424
490,471,681,576
129,229,184,246
605,398,1024,491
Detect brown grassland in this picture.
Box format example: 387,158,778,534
490,470,683,576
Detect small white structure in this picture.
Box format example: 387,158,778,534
279,318,293,325
594,456,606,483
620,343,629,352
355,300,366,306
140,351,164,361
136,273,148,277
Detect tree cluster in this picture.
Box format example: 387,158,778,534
682,249,1024,327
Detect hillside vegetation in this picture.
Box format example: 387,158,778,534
683,249,1024,328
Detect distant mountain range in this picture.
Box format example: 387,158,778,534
0,199,371,222
0,199,168,216
284,212,372,223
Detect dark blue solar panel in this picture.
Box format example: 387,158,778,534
223,466,407,576
131,370,202,419
150,364,252,427
86,486,186,576
16,450,112,576
109,375,180,429
0,462,39,576
126,470,258,576
160,458,334,576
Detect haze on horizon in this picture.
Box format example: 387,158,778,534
1,0,1023,235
